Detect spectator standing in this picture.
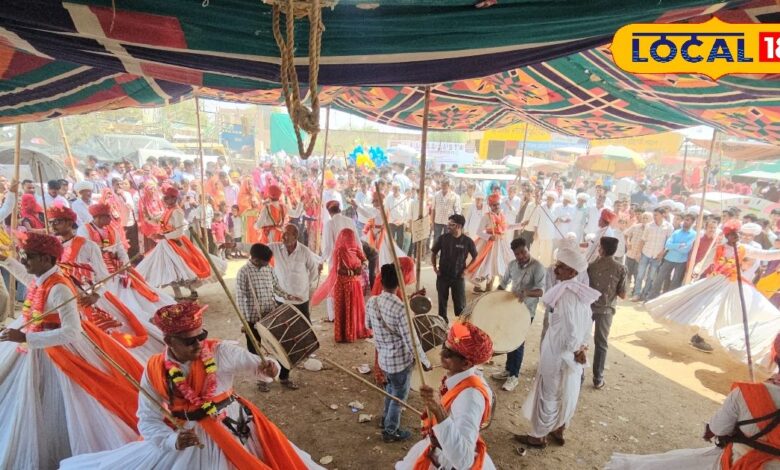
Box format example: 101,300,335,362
431,179,461,244
631,208,673,302
650,213,697,298
431,214,477,322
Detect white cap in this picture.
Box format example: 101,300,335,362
576,193,590,202
562,190,576,202
673,202,685,212
687,205,701,215
556,240,588,273
741,222,762,235
544,190,558,200
74,181,93,193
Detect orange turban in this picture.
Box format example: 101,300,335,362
487,194,501,205
268,185,283,200
88,203,112,218
446,322,493,365
600,208,617,223
151,303,207,336
723,220,742,236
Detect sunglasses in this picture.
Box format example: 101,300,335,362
175,329,208,347
441,345,465,360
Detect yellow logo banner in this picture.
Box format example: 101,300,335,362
612,18,780,79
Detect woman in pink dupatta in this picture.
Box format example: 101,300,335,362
312,229,371,343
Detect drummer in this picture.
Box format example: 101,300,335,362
491,237,545,392
235,243,303,392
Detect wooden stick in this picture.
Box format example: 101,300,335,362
8,124,21,318
731,242,755,382
374,182,427,389
320,357,423,416
195,97,208,249
187,226,265,361
79,330,204,448
58,119,78,179
512,123,530,187
415,86,431,291
12,254,143,330
316,106,331,256
35,162,49,233
683,130,719,285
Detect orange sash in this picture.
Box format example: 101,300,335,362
720,382,780,470
147,344,308,470
364,219,385,251
413,375,491,470
161,208,211,279
465,213,504,277
33,275,142,432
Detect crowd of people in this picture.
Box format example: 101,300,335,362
0,152,777,469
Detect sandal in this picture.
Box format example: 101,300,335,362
513,434,548,448
549,429,565,446
280,379,300,390
257,381,271,393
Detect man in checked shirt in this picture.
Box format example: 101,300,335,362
366,264,432,443
235,243,302,392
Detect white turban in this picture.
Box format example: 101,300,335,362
544,190,558,200
741,222,762,236
576,193,590,202
73,181,93,193
659,199,675,209
556,241,588,273
562,190,576,203
687,205,701,215
673,202,685,213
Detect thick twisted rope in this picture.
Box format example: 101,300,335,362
270,0,326,159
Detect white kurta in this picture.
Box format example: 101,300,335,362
464,202,487,238
269,242,321,305
606,382,780,470
0,264,139,470
71,198,94,226
530,204,560,267
396,368,496,470
467,212,516,283
59,342,324,470
523,280,600,437
553,203,577,238
60,236,169,362
321,213,359,262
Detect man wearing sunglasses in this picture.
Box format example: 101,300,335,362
61,302,325,469
397,322,496,469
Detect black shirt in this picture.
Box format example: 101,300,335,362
432,233,477,279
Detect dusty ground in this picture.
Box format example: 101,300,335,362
192,259,770,470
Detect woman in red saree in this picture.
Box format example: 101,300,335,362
312,229,371,343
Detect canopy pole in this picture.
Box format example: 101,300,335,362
683,129,718,285
415,86,431,291
195,97,208,248
58,119,77,179
36,162,49,233
680,138,688,191
8,124,21,318
732,239,756,382
316,105,331,256
512,123,530,187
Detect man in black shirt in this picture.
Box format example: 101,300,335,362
431,214,478,323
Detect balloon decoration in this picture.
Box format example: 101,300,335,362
349,145,388,169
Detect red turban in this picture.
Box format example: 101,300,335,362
47,205,77,222
268,185,282,200
446,322,493,365
487,194,501,205
325,179,337,189
88,203,112,218
153,168,168,182
151,303,207,336
163,186,179,199
325,200,340,211
19,232,63,260
600,208,617,224
723,220,742,236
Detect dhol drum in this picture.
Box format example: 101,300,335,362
256,303,320,370
413,314,448,352
410,345,497,429
462,290,531,354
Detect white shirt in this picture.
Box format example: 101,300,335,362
71,198,94,226
553,203,577,237
432,191,461,225
119,190,137,226
385,193,409,225
1,262,81,349
269,242,321,304
465,202,487,237
531,203,561,241
322,213,359,261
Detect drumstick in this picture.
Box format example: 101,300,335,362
9,254,143,331
79,330,205,449
320,357,423,416
373,183,429,390
187,226,266,362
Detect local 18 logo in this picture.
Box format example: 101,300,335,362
612,18,780,79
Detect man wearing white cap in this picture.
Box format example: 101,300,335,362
553,191,576,240
71,180,94,226
573,193,590,242
464,193,486,238
529,191,561,267
516,240,601,448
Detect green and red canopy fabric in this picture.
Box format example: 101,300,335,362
0,0,778,145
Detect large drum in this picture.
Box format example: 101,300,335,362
462,290,532,354
413,314,448,352
256,303,320,370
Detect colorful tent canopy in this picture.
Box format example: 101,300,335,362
0,0,778,146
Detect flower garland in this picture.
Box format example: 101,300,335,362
164,343,219,418
21,280,46,333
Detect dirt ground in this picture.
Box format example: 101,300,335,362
192,258,770,470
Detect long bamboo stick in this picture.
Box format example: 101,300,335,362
683,130,719,285
415,86,431,291
732,241,755,382
8,125,21,318
195,97,208,249
58,119,78,179
36,162,49,233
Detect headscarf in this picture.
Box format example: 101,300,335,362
151,303,206,336
20,194,43,224
311,228,366,305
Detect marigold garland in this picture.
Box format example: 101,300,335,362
164,343,219,418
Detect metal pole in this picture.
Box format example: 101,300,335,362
683,129,718,285
8,125,21,317
36,162,49,233
680,138,688,191
375,182,427,390
415,86,431,291
195,97,208,248
732,241,755,382
58,119,78,179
